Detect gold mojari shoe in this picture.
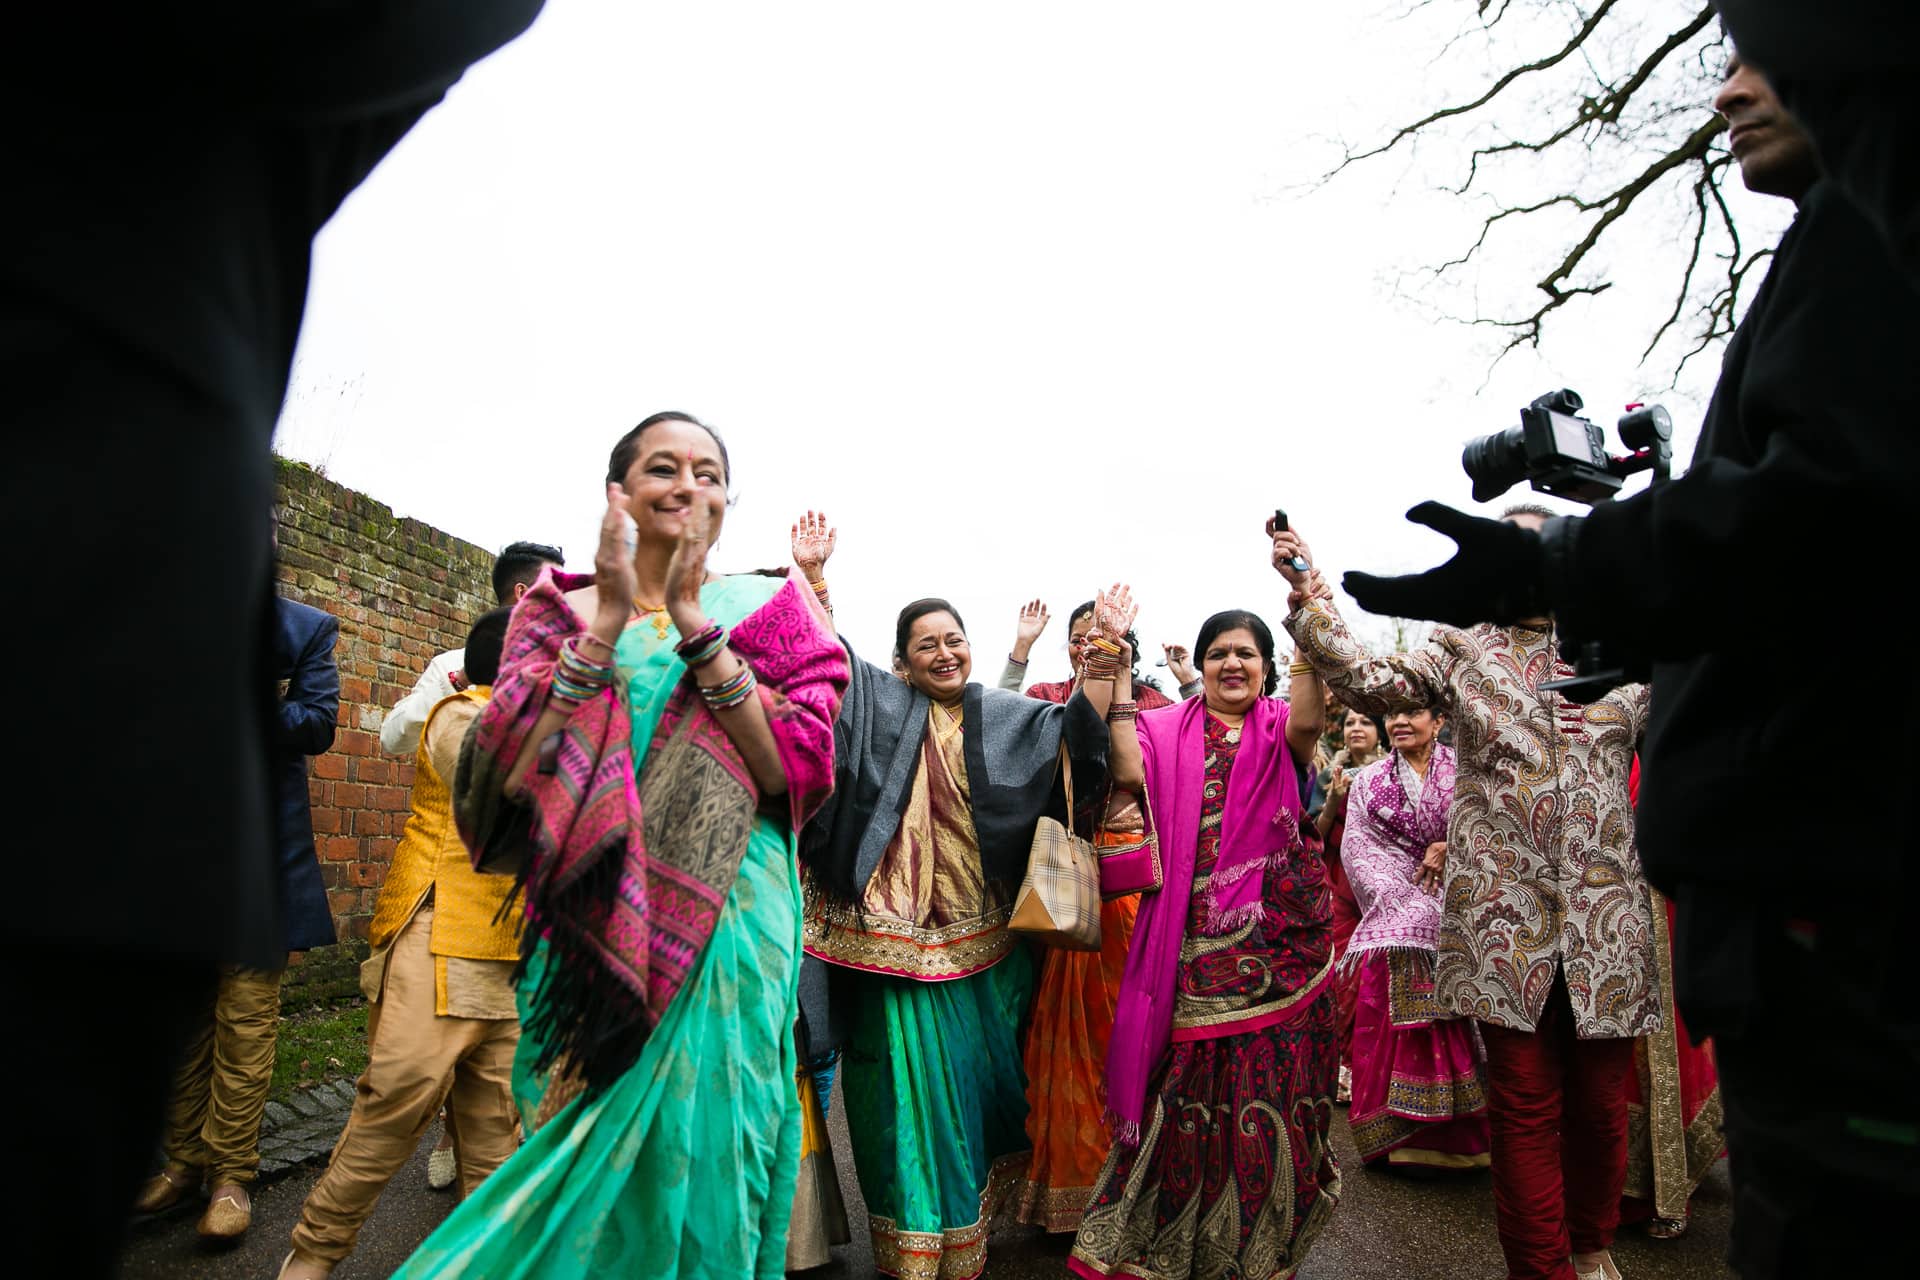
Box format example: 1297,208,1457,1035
196,1183,251,1239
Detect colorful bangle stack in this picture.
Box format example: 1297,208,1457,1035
808,577,831,598
701,663,758,712
1108,700,1138,722
551,636,615,711
1082,632,1124,680
675,622,728,670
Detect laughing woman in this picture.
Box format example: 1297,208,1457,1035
378,415,847,1280
791,513,1112,1280
1071,525,1339,1280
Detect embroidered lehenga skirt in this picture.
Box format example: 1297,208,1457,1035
1071,717,1341,1279
1346,950,1490,1169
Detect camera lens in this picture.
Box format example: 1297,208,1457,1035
1461,426,1529,504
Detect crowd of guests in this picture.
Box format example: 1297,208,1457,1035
127,410,1727,1280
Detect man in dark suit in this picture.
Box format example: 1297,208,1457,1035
1342,53,1920,1278
1,6,542,1273
134,596,340,1241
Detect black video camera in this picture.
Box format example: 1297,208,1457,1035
1462,389,1672,505
1459,389,1674,701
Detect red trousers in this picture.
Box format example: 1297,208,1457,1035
1478,976,1635,1280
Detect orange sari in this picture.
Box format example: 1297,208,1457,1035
1010,679,1170,1230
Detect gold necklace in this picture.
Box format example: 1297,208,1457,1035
633,598,672,641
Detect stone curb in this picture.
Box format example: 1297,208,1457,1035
258,1079,357,1178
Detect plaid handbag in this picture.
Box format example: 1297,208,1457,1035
1008,745,1102,951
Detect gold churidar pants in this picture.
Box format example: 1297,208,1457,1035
159,963,286,1186
289,909,519,1266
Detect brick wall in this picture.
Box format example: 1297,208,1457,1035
274,457,495,970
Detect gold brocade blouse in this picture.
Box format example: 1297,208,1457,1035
805,701,1015,981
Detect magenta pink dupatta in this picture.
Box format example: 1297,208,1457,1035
1103,695,1310,1142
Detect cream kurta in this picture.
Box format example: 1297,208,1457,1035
1287,597,1658,1038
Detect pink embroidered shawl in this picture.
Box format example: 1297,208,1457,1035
1104,695,1307,1142
456,569,846,1090
1340,746,1455,967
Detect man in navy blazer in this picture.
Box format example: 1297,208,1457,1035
135,595,339,1241
272,597,343,955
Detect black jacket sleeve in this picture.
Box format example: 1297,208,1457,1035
278,613,341,757
1546,182,1919,665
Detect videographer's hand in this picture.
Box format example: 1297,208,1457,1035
1343,502,1549,626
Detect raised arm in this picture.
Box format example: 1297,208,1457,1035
791,509,837,615
1263,519,1328,764
1082,585,1144,789
667,496,793,796
1002,599,1050,691
1162,643,1202,700
503,487,633,796
1270,522,1453,719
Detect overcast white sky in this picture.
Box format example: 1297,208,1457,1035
276,1,1784,683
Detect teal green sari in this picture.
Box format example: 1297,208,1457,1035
397,576,802,1280
842,950,1035,1279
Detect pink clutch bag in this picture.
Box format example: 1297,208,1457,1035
1095,784,1162,899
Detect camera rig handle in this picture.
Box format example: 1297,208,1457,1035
1607,403,1673,489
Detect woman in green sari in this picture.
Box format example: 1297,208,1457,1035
336,415,847,1280
791,513,1116,1279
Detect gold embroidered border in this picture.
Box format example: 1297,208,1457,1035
1349,1110,1420,1161
870,1151,1029,1280
1383,1072,1486,1121
1387,949,1446,1026
1645,884,1686,1216
1172,956,1334,1033
805,903,1013,981
1009,1176,1095,1232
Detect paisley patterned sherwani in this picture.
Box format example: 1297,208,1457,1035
1287,598,1658,1038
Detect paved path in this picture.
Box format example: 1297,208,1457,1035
121,1085,1736,1278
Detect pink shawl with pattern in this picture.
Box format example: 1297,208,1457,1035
1340,746,1454,967
458,569,846,1090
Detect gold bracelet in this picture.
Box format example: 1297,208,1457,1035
1288,662,1317,677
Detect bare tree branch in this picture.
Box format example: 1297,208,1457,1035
1448,5,1716,195
1322,0,1623,178
1315,1,1761,379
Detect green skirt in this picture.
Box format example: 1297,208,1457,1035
843,947,1034,1280
394,826,803,1280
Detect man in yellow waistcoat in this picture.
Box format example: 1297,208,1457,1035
282,607,523,1278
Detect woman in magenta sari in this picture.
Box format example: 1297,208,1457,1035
1070,534,1340,1280
1339,705,1492,1171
